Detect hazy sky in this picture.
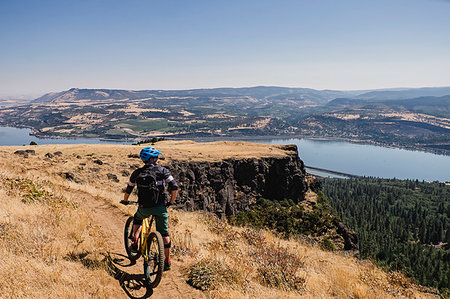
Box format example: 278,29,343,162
1,0,450,96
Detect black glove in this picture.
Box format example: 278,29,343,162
120,200,129,205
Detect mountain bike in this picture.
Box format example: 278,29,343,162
121,201,165,288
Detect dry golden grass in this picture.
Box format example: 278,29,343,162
0,139,294,164
171,210,437,299
0,177,117,298
0,142,440,298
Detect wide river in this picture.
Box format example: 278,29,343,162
0,126,130,145
259,138,449,182
0,127,449,182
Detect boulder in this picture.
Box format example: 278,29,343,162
14,150,28,158
93,159,103,165
59,172,75,181
107,173,119,183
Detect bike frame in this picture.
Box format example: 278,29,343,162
139,216,154,258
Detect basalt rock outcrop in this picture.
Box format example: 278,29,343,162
167,152,306,216
165,145,358,251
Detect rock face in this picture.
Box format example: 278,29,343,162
165,146,358,251
167,151,307,216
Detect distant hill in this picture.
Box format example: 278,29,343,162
33,86,360,104
351,86,450,101
33,86,450,106
382,95,450,117
326,98,366,107
327,95,450,118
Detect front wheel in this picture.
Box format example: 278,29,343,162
124,216,141,261
144,231,165,288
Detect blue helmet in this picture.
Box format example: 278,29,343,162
140,147,162,163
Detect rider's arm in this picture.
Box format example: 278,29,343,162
163,168,178,205
123,191,131,202
169,189,178,205
122,170,138,203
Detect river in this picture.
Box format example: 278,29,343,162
0,127,448,182
0,126,132,145
259,138,449,182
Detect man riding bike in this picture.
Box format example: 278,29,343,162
120,146,178,271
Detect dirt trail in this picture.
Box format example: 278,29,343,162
71,189,205,299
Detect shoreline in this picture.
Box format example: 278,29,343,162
1,125,448,156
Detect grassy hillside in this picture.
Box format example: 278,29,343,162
0,142,440,298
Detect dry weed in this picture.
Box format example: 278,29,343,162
187,258,240,291
253,242,305,292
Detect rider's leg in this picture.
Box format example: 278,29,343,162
132,224,142,244
132,211,145,246
163,236,171,261
154,206,171,266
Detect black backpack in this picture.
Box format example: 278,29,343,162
136,167,160,207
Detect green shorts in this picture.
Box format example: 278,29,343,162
134,205,169,237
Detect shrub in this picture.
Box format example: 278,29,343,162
135,137,165,145
253,243,305,291
1,177,52,203
187,259,236,291
229,196,336,238
320,237,336,251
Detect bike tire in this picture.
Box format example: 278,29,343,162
124,216,141,261
144,231,165,288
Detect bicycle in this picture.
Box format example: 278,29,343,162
121,201,165,288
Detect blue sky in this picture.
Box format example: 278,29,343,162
1,0,450,95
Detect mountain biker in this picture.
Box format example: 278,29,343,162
120,146,178,271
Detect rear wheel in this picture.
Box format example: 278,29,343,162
144,231,165,288
124,216,141,261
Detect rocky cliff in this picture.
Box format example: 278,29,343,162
168,145,306,216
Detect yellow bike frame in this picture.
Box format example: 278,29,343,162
139,216,153,259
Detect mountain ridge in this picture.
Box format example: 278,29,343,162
32,86,450,104
33,86,359,105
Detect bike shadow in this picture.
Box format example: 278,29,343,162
105,252,154,299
